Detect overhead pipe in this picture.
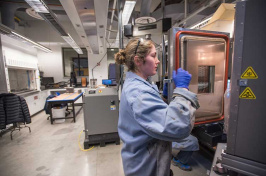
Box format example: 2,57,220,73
174,0,220,27
184,0,187,27
0,3,27,30
161,0,166,90
117,0,124,89
117,0,123,49
140,0,152,17
135,0,155,24
107,0,117,40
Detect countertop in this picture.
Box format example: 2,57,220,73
16,90,44,97
14,87,87,97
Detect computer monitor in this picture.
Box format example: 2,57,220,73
41,77,54,86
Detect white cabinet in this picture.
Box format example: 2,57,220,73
38,90,48,112
24,94,36,115
24,90,48,116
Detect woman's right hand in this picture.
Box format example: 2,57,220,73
172,68,192,89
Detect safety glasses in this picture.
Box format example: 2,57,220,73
134,38,144,55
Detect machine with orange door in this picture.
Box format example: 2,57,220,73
166,27,230,148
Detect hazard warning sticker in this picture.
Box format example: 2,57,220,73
241,66,258,79
239,87,256,99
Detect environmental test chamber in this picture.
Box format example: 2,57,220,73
218,0,266,175
165,0,266,175
166,27,230,147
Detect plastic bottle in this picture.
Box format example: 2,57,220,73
223,79,231,134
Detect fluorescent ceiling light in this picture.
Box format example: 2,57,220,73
122,1,136,25
25,0,49,13
0,24,11,34
62,34,83,54
0,23,51,53
10,31,52,53
26,0,82,54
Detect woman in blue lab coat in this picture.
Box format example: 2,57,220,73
115,38,200,176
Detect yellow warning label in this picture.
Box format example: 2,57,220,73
241,66,258,79
239,87,256,99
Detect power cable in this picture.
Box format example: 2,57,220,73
78,130,94,151
91,52,107,81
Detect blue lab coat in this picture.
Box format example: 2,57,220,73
172,135,199,151
118,72,199,176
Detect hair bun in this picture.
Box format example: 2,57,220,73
115,49,126,65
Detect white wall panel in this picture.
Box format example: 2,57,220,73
37,43,68,83
88,53,108,86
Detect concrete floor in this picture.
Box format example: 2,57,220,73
0,108,212,176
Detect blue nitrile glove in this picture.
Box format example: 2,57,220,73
172,68,192,89
163,83,168,98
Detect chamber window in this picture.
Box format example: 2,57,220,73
198,66,215,93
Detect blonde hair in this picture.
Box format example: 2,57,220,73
114,38,154,72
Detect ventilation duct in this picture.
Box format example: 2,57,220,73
73,0,99,54
200,3,235,38
39,12,68,36
24,0,83,54
135,0,156,24
26,8,44,20
0,2,28,29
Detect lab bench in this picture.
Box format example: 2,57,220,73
21,88,87,116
